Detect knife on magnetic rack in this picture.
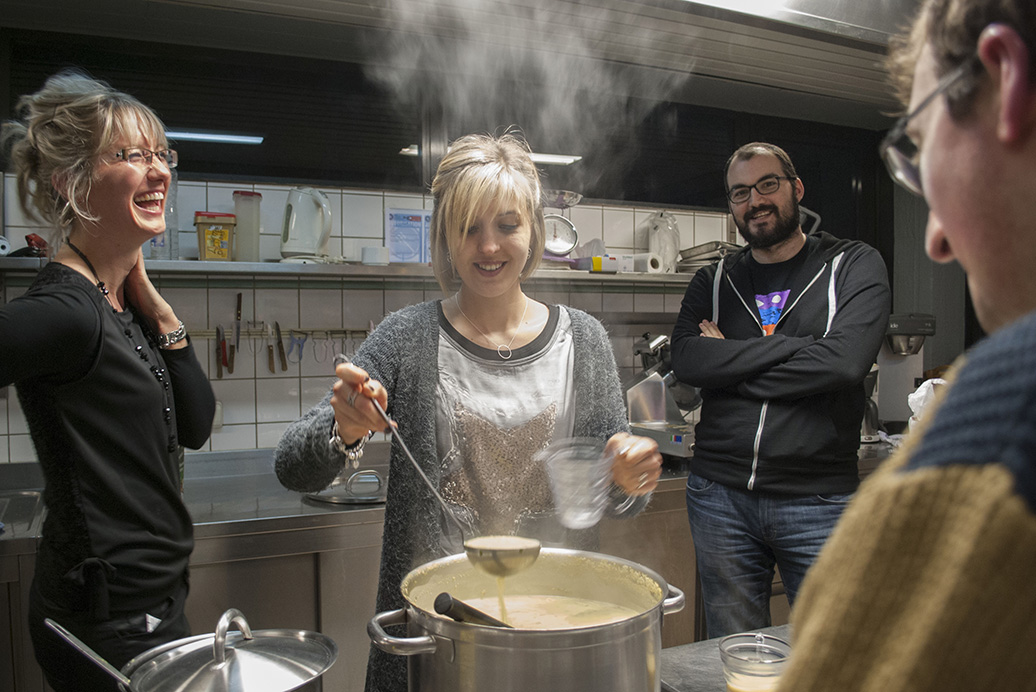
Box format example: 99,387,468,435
215,324,225,378
274,321,288,371
266,323,276,373
228,292,241,373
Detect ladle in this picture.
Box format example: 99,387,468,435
434,592,513,628
45,619,138,690
334,355,541,577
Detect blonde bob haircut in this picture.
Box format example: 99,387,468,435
430,132,546,295
0,70,169,243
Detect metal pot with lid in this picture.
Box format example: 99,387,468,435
368,547,684,691
47,608,337,692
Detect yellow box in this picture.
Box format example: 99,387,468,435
194,212,236,261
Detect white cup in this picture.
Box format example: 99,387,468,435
362,246,390,265
537,438,613,529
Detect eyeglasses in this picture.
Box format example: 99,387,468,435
879,57,977,196
727,175,796,205
115,147,178,169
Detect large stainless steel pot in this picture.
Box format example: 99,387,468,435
368,548,684,692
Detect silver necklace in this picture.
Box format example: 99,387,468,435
455,294,529,360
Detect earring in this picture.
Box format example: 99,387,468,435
527,248,532,259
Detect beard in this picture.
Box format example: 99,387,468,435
735,197,801,250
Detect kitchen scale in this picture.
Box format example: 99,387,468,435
542,190,581,261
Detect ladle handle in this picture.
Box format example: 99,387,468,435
434,592,513,628
334,354,469,540
44,618,135,689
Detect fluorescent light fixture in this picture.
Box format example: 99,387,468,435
529,152,583,165
166,130,265,145
400,144,581,166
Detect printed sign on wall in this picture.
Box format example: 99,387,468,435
386,209,431,263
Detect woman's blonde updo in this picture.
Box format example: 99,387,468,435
429,132,546,294
0,70,168,242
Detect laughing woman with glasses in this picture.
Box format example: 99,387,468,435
0,71,215,691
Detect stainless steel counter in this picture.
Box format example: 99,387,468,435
0,442,889,692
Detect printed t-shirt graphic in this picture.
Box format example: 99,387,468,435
756,290,790,335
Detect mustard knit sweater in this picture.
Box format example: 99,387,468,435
777,312,1036,692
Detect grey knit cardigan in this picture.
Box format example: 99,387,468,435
275,299,639,692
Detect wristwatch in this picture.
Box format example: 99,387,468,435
156,320,187,349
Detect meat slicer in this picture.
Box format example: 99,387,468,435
625,333,701,458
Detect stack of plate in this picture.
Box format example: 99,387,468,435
676,241,741,273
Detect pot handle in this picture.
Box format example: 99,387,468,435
368,609,438,656
213,608,254,665
662,585,685,615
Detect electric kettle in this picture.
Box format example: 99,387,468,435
281,187,332,258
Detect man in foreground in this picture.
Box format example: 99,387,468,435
776,1,1036,689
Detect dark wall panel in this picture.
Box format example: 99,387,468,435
4,28,890,244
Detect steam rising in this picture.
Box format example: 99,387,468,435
363,0,694,194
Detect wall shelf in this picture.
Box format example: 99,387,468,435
0,257,696,286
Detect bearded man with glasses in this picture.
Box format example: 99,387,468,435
670,142,891,638
769,1,1036,690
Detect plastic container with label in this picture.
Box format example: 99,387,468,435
233,190,262,262
195,212,236,261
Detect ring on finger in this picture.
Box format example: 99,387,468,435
637,473,649,489
347,390,359,407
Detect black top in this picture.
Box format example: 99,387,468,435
671,232,891,495
0,262,215,616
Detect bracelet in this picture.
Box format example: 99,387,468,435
330,420,369,466
156,320,187,349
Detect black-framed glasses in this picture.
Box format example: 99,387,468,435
879,57,978,196
727,175,796,205
115,147,178,169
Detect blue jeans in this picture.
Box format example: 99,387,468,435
685,470,853,638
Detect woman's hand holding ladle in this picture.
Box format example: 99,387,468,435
331,359,391,445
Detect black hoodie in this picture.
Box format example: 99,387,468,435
671,231,890,494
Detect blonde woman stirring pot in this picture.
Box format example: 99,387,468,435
275,132,662,692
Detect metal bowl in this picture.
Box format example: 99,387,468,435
542,190,583,209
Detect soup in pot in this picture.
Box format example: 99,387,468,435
461,594,640,629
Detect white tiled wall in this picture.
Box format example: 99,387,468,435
1,172,732,461
4,173,731,260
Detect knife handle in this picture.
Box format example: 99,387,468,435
227,345,235,374
215,339,223,379
268,345,276,374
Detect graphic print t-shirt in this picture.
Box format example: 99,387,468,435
748,237,812,335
